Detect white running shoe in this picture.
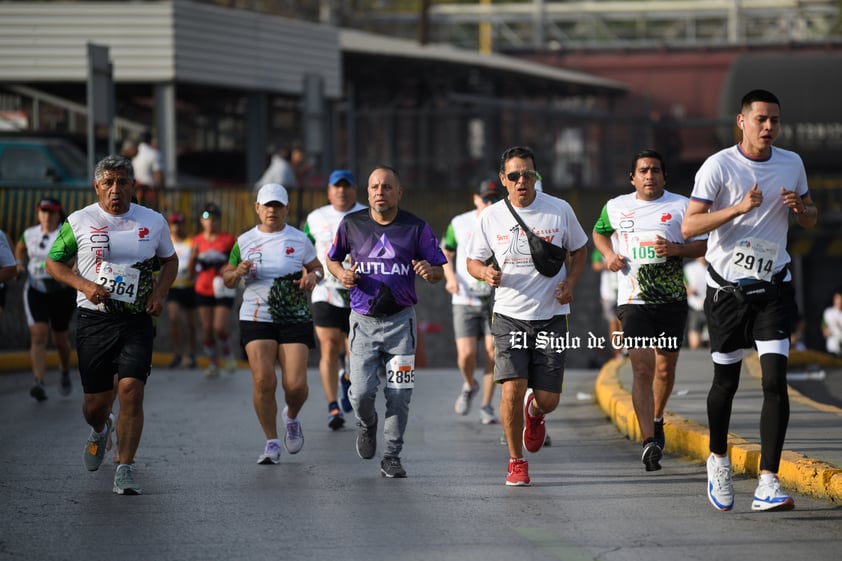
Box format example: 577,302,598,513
454,380,478,415
282,407,304,454
706,454,734,511
751,476,795,511
257,440,281,465
479,403,498,425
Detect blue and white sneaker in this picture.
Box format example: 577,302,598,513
339,369,353,413
751,476,795,512
84,414,114,472
706,454,734,511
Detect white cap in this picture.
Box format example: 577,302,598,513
256,183,289,206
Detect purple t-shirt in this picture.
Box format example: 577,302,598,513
328,208,447,317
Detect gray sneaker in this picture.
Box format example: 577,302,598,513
84,414,114,472
113,464,142,495
380,456,406,478
355,414,377,459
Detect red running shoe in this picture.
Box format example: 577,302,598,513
522,391,546,453
506,458,531,486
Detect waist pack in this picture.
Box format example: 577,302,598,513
709,266,787,305
504,197,567,277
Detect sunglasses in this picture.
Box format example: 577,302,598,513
39,234,49,249
505,170,540,182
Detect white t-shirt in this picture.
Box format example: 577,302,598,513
467,192,588,321
132,142,163,186
594,190,704,305
823,306,842,354
20,225,64,293
691,145,808,286
442,208,494,306
171,236,194,288
50,203,175,313
684,258,707,312
304,202,366,307
230,225,317,323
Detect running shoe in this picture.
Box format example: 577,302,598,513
751,476,795,512
113,464,142,495
225,356,238,373
84,414,114,472
257,440,281,465
706,453,735,511
205,363,220,379
328,405,345,431
654,419,665,450
339,369,352,413
186,355,198,369
59,371,72,396
454,380,478,415
282,407,304,454
543,433,552,447
380,456,407,478
506,458,531,486
356,414,377,459
642,440,663,472
522,390,546,453
168,355,182,368
29,383,47,402
479,403,498,425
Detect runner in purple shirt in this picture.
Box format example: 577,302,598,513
327,165,446,478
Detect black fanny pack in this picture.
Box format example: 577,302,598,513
708,265,787,305
504,197,567,277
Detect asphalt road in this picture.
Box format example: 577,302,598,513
1,364,840,561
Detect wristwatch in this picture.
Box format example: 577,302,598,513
313,270,324,281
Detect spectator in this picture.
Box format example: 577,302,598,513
821,289,842,355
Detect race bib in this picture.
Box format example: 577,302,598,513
728,237,779,281
624,231,665,265
385,355,416,389
213,275,237,298
29,257,50,280
97,261,140,303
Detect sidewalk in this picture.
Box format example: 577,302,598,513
595,348,842,503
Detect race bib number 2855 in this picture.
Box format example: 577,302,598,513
385,355,416,389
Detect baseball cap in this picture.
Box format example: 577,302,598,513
202,202,221,218
38,197,62,212
168,211,186,224
256,183,289,206
328,169,356,186
477,179,502,202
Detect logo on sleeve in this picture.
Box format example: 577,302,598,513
285,246,295,256
660,213,672,223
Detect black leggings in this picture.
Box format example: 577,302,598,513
706,354,789,472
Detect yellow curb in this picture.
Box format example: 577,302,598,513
594,354,842,504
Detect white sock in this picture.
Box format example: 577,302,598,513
759,473,777,485
712,454,730,467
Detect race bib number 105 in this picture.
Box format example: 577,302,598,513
385,355,416,389
97,261,140,303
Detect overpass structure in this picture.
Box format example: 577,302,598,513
366,0,840,52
